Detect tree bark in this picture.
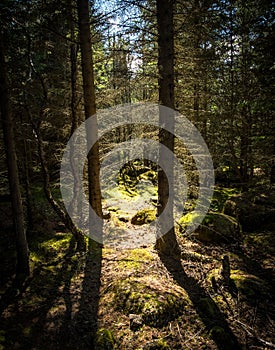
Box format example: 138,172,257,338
0,32,30,276
77,0,103,242
155,0,180,256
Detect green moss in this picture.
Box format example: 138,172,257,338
139,170,157,184
230,269,270,299
22,326,33,336
209,268,271,301
131,208,156,225
108,206,119,212
40,234,71,251
30,233,73,266
94,328,115,350
111,277,188,327
118,249,154,269
0,330,6,343
179,212,240,243
104,185,137,199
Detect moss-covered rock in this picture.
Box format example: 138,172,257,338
209,268,271,303
94,328,115,350
111,276,189,327
131,208,156,225
179,212,241,243
230,270,270,301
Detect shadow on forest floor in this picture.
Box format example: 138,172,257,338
0,234,102,350
159,253,242,350
67,242,102,350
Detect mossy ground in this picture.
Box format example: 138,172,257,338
0,185,274,349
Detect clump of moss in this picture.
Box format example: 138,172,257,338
29,233,73,265
139,170,157,185
94,328,115,350
131,208,156,225
178,212,204,230
111,277,188,327
118,249,154,270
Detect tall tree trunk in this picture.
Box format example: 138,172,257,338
77,0,103,243
0,32,30,276
69,0,79,136
155,0,180,256
68,0,82,219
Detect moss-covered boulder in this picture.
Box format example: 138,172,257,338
131,208,156,225
111,276,189,327
179,212,241,243
230,270,271,301
209,268,271,303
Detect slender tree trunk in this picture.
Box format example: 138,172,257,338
156,0,180,256
68,0,83,220
23,135,33,232
69,0,79,136
33,120,86,250
77,0,103,244
0,32,30,276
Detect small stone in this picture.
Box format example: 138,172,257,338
129,313,143,331
102,210,111,219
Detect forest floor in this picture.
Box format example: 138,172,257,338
0,182,275,350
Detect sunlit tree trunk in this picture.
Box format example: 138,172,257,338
77,0,103,243
156,0,180,256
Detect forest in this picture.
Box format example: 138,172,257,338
0,0,274,349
